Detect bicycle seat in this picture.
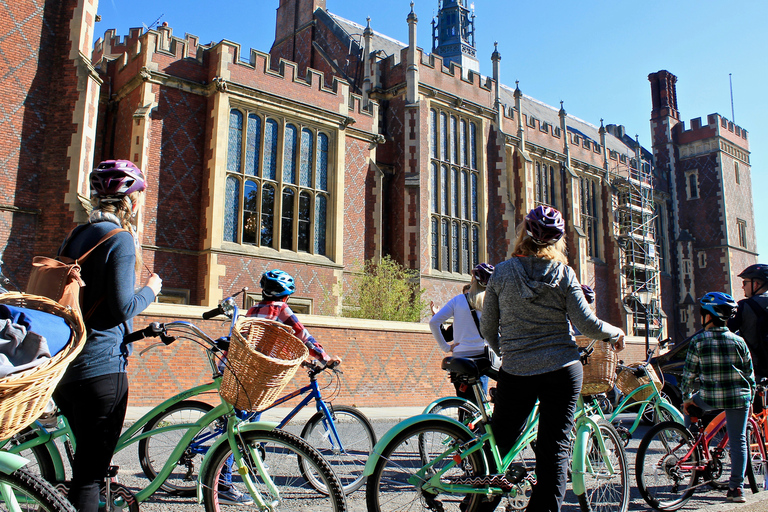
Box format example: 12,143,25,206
442,356,499,382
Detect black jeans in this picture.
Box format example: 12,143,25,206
53,373,129,512
491,363,582,512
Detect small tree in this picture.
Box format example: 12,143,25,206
340,256,427,322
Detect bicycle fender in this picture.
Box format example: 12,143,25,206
196,421,279,503
362,414,474,477
422,396,475,414
0,452,29,474
659,400,685,425
570,424,592,496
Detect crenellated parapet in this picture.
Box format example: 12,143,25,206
676,113,749,148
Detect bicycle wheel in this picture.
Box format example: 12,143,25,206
300,405,376,495
704,416,732,490
746,422,763,494
138,400,221,495
0,466,75,512
425,398,483,429
636,421,700,511
576,419,629,512
366,419,486,512
6,428,57,483
201,428,346,512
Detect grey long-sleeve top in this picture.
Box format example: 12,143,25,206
480,256,623,376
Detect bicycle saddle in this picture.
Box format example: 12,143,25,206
442,356,499,381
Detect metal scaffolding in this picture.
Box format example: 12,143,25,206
612,157,663,340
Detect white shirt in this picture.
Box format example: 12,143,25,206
429,294,487,357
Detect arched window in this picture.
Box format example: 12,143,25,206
225,109,330,256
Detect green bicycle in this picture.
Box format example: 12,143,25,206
364,340,630,512
2,293,347,512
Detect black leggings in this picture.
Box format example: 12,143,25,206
491,364,582,512
53,373,129,512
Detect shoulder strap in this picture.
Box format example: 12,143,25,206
75,228,127,263
464,293,484,339
744,297,768,321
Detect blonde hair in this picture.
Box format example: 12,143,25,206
91,190,144,271
511,221,568,265
466,276,486,312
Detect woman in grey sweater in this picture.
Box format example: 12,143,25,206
480,205,624,512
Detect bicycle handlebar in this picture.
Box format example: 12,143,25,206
202,305,224,320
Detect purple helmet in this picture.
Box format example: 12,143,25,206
581,284,595,304
525,205,565,245
472,263,495,286
90,160,146,198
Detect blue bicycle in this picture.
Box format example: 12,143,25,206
137,339,376,496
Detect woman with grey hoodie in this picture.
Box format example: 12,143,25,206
480,205,625,512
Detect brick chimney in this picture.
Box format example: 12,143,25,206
272,0,326,69
648,70,680,121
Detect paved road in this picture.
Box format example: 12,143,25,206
38,407,768,511
104,411,768,511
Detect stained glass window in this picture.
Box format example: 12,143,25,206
451,221,459,273
470,122,477,169
283,124,297,185
431,218,438,269
440,112,448,161
431,162,438,213
300,128,313,187
243,180,259,244
224,176,239,242
451,116,458,163
264,119,278,180
245,114,260,177
430,109,438,159
225,108,330,256
228,110,243,172
441,165,449,216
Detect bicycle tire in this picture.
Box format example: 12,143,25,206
636,420,700,511
299,404,376,495
0,466,76,512
6,427,58,483
201,428,346,512
138,400,220,495
366,418,486,512
575,419,629,512
424,398,483,429
746,422,761,494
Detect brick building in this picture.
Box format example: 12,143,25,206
0,0,756,405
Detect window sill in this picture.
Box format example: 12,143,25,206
218,242,342,268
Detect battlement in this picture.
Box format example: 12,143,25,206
93,24,206,66
677,112,748,147
418,49,492,90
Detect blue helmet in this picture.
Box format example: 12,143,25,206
699,292,737,321
260,269,296,298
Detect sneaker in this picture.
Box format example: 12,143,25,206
218,486,254,505
726,487,746,503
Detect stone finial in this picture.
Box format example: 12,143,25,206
599,119,606,134
491,41,501,61
408,2,417,22
514,80,522,98
559,100,566,117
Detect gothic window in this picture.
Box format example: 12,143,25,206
735,162,740,184
429,107,481,274
224,108,330,256
535,160,557,208
737,219,748,248
580,176,600,259
685,170,699,200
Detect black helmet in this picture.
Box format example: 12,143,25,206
738,264,768,283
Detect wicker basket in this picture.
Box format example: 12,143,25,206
219,318,309,412
576,337,618,395
0,292,86,439
616,362,662,402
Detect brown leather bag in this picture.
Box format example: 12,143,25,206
26,228,125,320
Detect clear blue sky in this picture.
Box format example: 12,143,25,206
97,0,768,263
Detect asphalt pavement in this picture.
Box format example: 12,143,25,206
115,406,768,511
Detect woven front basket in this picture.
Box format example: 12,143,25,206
616,362,662,402
219,318,309,412
576,337,618,395
0,292,86,439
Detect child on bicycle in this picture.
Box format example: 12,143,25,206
246,269,341,366
680,292,755,503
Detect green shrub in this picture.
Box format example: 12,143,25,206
340,256,427,322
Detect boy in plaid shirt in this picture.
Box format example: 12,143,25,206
681,292,755,503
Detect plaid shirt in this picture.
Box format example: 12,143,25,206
681,327,755,409
246,301,330,362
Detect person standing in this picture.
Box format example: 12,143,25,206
728,263,768,381
681,292,755,503
52,160,162,512
480,205,624,512
429,263,495,407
